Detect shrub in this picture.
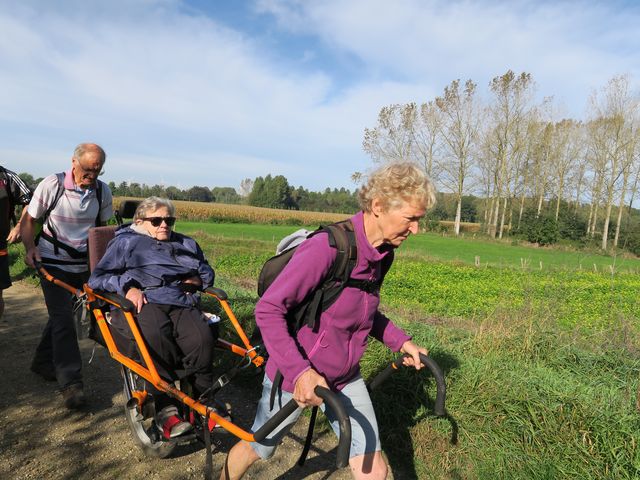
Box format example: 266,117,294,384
519,209,559,245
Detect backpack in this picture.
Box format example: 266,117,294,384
0,166,17,226
258,219,393,335
35,172,104,263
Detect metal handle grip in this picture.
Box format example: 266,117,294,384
368,353,446,416
252,385,351,469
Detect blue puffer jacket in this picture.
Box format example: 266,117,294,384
88,225,214,308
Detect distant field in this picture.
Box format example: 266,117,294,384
178,220,640,273
115,197,348,225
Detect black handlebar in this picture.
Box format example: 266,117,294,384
368,353,446,417
97,291,136,313
252,386,351,469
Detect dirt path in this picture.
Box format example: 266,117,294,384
0,281,365,480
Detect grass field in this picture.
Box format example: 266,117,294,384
178,220,640,479
13,217,640,479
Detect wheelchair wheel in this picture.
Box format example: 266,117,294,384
121,366,176,458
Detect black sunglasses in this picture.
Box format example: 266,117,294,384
142,216,176,227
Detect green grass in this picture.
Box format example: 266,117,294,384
399,232,640,273
180,220,640,273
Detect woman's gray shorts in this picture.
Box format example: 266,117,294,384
250,373,381,459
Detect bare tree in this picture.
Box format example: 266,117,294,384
434,79,481,235
486,71,535,238
363,104,415,163
587,75,638,250
239,178,254,198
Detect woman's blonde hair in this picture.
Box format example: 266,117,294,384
133,197,175,222
358,162,436,212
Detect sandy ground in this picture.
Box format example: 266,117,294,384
0,281,367,480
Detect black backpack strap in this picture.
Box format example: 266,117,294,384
35,173,65,254
297,405,318,466
269,370,284,411
94,180,103,226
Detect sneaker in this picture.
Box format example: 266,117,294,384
204,399,232,432
30,362,57,382
155,405,193,439
61,384,86,410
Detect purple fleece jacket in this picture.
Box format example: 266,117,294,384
256,211,411,392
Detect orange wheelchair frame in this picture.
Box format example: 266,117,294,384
37,264,266,439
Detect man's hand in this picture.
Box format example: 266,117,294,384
400,340,428,370
126,287,147,313
293,369,329,408
7,225,21,244
24,247,41,269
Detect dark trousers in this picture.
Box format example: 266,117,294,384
112,303,215,401
33,267,88,390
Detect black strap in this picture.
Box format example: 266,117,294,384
345,278,381,294
297,406,318,466
204,408,213,480
38,231,88,259
269,370,284,411
40,256,88,266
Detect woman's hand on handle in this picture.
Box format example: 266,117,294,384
125,287,147,313
400,340,428,371
293,369,329,408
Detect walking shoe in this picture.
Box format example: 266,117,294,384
61,384,86,410
155,405,193,439
30,362,56,382
204,399,232,432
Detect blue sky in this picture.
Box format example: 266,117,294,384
1,0,638,191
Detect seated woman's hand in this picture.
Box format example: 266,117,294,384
180,276,202,294
181,276,202,286
126,287,147,313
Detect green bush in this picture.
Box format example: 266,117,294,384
518,209,559,245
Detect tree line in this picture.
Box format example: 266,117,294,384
362,70,640,251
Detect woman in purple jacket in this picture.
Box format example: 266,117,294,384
89,196,217,439
221,162,436,480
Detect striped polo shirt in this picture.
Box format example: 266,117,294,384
28,170,113,273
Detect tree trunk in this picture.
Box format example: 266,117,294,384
454,196,462,236
601,203,613,250
498,197,508,239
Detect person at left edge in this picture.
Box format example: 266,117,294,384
0,165,33,319
21,143,113,409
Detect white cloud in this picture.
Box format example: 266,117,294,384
257,0,640,117
1,0,638,192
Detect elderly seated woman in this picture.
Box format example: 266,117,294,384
88,196,219,438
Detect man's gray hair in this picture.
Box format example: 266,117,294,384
73,143,106,163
